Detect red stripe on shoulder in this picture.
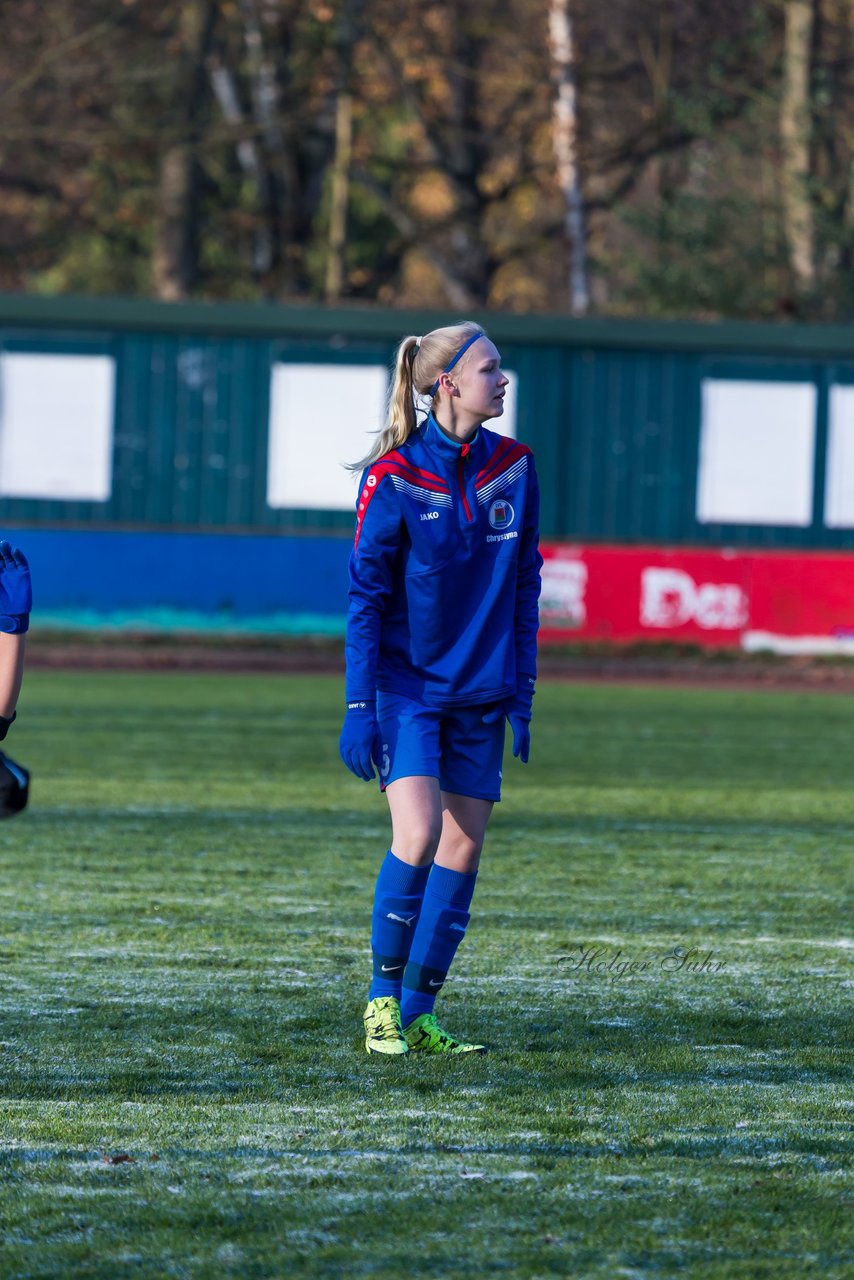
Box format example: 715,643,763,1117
475,439,530,489
474,437,518,486
353,464,393,553
353,450,452,553
383,450,451,492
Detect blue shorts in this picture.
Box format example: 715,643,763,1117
376,690,505,802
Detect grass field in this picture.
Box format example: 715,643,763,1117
1,670,851,1279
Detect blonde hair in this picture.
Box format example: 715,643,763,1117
349,320,486,472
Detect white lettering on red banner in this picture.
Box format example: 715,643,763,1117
538,542,854,653
540,557,587,628
640,568,748,631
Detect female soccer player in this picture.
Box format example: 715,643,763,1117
339,321,542,1055
0,539,32,815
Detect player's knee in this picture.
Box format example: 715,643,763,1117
439,831,483,870
392,816,442,864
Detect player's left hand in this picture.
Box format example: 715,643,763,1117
0,542,31,634
339,699,383,781
482,675,535,764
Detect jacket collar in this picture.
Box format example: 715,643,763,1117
422,412,483,460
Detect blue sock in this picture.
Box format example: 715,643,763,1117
400,862,478,1026
368,850,431,1000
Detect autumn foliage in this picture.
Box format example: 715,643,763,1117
1,0,852,319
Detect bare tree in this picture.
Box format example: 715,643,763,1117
357,0,550,308
548,0,589,314
208,53,275,275
152,0,218,301
325,0,365,302
239,0,300,290
780,0,815,290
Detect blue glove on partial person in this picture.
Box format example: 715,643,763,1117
0,542,31,634
482,675,535,764
339,699,383,782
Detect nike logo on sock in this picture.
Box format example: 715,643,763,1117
449,923,466,932
381,964,403,972
428,978,444,987
386,912,416,926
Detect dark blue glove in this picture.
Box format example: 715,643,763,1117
0,542,31,634
482,675,535,764
339,699,383,781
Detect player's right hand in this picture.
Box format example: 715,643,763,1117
0,542,31,634
339,700,383,781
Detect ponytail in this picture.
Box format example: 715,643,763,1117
348,335,419,472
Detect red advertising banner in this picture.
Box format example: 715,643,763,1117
539,543,854,653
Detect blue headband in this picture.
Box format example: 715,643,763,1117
429,332,483,397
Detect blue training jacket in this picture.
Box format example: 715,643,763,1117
345,413,542,707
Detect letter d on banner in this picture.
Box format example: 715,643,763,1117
640,568,696,628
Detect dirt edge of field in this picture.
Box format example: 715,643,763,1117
24,632,854,694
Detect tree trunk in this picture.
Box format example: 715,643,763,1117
151,0,218,301
208,57,274,275
238,0,298,290
324,0,366,302
441,16,489,304
780,0,815,291
325,90,353,302
152,145,197,301
548,0,590,316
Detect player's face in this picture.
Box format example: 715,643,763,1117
455,340,509,422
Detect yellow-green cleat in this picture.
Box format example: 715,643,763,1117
363,996,409,1055
403,1012,487,1054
